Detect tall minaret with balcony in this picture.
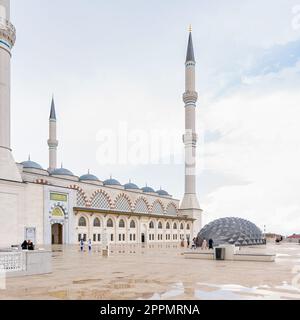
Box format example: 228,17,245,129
48,97,58,172
0,0,21,181
180,28,203,235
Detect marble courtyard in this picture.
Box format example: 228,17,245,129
1,243,300,300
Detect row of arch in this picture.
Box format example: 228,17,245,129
78,216,190,231
73,187,178,215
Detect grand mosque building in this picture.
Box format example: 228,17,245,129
0,0,202,247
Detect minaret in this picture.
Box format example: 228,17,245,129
0,0,22,181
47,97,58,172
180,28,203,236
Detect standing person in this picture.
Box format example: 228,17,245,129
27,240,34,251
181,238,185,248
209,239,214,250
88,239,92,253
191,238,197,250
21,240,28,250
187,237,190,248
80,238,84,252
202,238,207,250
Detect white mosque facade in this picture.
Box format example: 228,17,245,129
0,0,202,247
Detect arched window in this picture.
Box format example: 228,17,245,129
173,223,177,230
180,223,184,230
158,222,163,229
78,217,87,227
107,218,114,228
187,224,190,230
93,217,101,227
152,201,164,214
119,219,125,228
130,220,136,229
166,222,170,229
149,221,154,229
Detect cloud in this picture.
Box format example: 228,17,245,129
200,57,300,235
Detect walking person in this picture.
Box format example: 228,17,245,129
202,238,207,250
88,239,92,253
191,237,197,250
209,238,214,250
187,237,190,248
80,238,84,252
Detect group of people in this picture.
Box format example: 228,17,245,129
79,239,92,252
182,237,214,250
21,240,34,250
191,237,214,250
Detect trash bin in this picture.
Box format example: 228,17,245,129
215,247,225,260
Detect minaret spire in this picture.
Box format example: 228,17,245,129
180,28,202,237
48,96,58,172
0,0,22,181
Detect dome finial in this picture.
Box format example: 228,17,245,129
28,154,31,161
61,162,63,168
189,24,192,33
88,169,90,174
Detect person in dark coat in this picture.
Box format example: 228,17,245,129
27,240,34,251
21,240,28,250
209,239,214,250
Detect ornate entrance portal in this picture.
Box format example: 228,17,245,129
51,223,63,244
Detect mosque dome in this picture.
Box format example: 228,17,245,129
156,189,169,196
21,160,43,170
124,182,139,190
51,167,74,177
103,178,121,186
79,173,99,182
197,217,264,246
141,186,155,193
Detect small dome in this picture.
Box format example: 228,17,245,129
197,217,264,246
156,189,169,196
103,178,121,186
79,173,99,182
124,182,139,190
141,186,155,193
21,160,43,170
51,167,74,176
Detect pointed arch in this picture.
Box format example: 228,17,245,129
134,197,150,214
114,193,132,212
166,202,178,215
151,200,165,215
90,189,112,210
69,185,88,207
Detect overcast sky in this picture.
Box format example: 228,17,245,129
9,0,300,235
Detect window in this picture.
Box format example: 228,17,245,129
83,234,87,242
180,223,184,230
130,234,132,241
110,234,114,241
149,221,154,229
78,217,87,227
107,218,114,228
78,234,82,242
133,234,136,241
119,219,125,228
98,234,101,242
123,234,125,241
173,223,177,229
93,218,101,227
187,224,190,230
93,234,96,242
119,234,122,241
158,222,163,229
166,222,170,229
130,220,136,228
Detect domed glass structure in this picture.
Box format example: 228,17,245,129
197,217,264,246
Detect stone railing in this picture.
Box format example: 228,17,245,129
0,251,25,272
